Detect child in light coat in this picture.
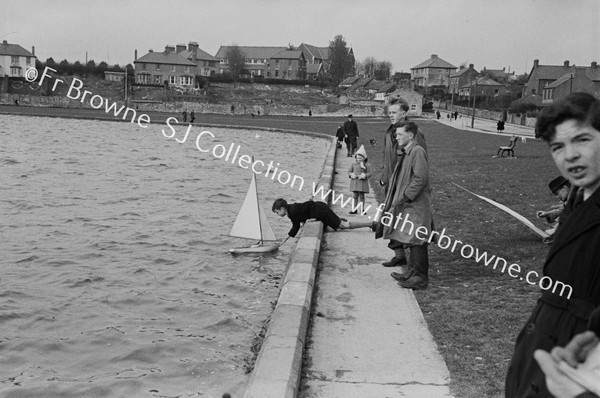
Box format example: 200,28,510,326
348,145,372,214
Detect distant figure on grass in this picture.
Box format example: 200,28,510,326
190,111,196,123
379,100,427,269
505,92,600,398
336,124,345,149
348,145,372,215
536,175,571,238
375,121,433,290
343,114,359,157
182,110,188,123
272,198,374,246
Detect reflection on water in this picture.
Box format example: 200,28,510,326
0,115,330,397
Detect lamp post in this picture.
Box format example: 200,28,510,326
471,79,477,128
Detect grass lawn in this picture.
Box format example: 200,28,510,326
356,119,560,398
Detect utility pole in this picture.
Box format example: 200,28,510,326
471,80,477,128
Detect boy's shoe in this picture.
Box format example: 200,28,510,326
390,267,414,282
382,256,407,267
398,275,428,290
349,210,357,214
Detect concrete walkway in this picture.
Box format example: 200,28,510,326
432,110,536,137
299,148,453,398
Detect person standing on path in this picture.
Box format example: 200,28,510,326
379,101,427,268
343,114,359,157
182,110,188,123
190,111,195,123
505,92,600,398
348,145,372,215
376,121,433,290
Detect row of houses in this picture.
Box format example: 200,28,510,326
133,41,353,87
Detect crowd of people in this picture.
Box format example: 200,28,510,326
272,92,600,397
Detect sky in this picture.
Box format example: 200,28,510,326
3,0,599,75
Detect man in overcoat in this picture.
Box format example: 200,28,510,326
343,114,359,157
505,92,600,397
380,101,427,268
376,121,432,290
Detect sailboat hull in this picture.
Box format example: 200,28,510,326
229,243,280,254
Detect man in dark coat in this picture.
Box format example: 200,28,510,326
336,125,345,149
343,114,359,157
505,92,600,397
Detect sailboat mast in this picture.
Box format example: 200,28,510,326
252,157,264,246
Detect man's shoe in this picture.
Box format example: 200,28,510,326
398,275,428,290
390,267,414,282
382,256,408,267
370,221,377,232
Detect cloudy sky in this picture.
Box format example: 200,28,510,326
3,0,599,75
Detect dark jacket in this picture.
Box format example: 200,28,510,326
343,120,359,140
286,201,341,237
336,126,345,141
505,187,600,398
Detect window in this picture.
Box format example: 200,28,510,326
142,64,146,70
11,56,19,64
154,75,162,84
155,64,160,71
411,104,417,111
170,65,176,72
26,57,31,65
185,66,190,73
180,76,192,85
169,76,177,84
10,66,21,76
275,70,279,77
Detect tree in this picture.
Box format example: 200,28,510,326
375,61,392,80
328,34,353,85
225,44,246,84
363,56,377,77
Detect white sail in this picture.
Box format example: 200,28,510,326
230,173,277,241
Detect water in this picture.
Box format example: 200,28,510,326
0,115,330,397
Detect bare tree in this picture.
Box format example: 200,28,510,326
225,44,246,84
375,61,392,80
363,56,377,77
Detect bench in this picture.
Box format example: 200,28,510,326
494,135,518,158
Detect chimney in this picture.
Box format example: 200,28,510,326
31,46,35,55
2,40,7,45
134,49,138,61
431,54,438,58
469,63,474,69
165,45,175,53
502,67,505,71
188,41,199,52
176,44,186,53
149,49,153,53
533,59,539,67
592,61,598,68
564,60,570,67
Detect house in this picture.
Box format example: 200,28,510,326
177,42,218,77
525,59,600,99
385,88,423,114
341,77,374,98
411,54,456,88
298,43,356,79
214,46,285,77
339,76,361,88
458,77,506,99
0,40,37,78
542,67,600,105
480,66,515,84
265,49,306,79
449,64,479,95
134,46,196,86
306,63,324,80
104,71,125,82
374,82,397,101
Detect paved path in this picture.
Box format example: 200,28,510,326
432,110,536,137
299,148,453,398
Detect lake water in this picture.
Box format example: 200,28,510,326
0,115,330,397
